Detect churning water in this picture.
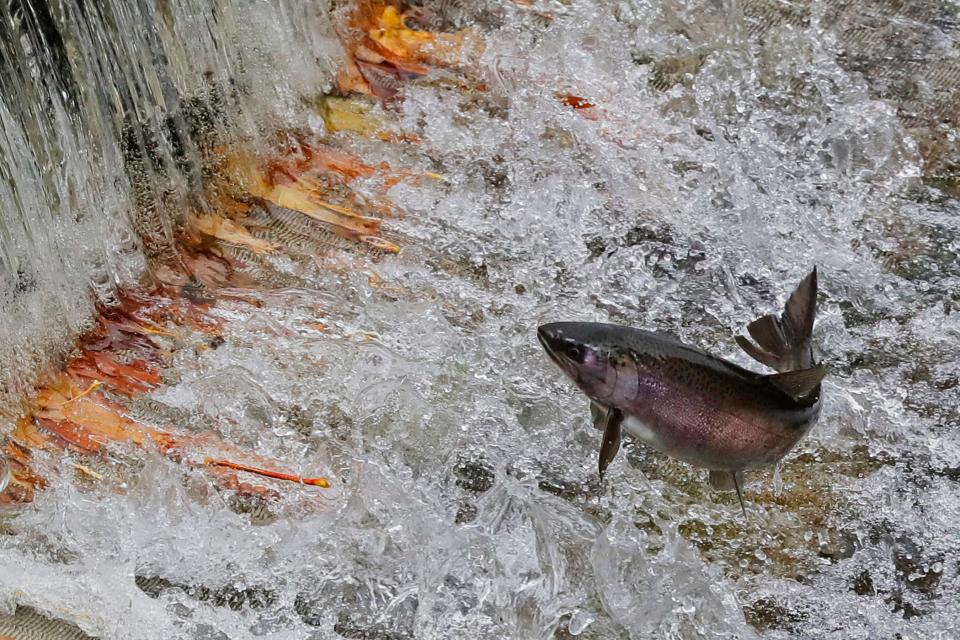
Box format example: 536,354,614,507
1,0,959,638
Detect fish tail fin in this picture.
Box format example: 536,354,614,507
736,267,818,372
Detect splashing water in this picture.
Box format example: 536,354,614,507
1,1,959,639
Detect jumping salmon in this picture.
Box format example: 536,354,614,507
537,268,825,514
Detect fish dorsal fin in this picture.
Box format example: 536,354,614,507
747,315,788,357
765,365,827,399
737,267,819,372
734,334,781,370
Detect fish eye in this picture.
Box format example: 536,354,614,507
564,345,583,361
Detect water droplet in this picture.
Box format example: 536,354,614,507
568,610,595,635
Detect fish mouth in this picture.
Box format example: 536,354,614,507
537,326,562,366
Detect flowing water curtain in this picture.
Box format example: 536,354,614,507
0,0,141,415
0,0,340,415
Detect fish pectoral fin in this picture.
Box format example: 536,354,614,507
596,407,623,480
590,401,607,431
766,365,827,399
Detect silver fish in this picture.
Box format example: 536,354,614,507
538,268,825,515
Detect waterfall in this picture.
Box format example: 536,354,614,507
0,0,339,413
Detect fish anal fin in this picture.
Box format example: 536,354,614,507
766,365,827,399
732,471,748,519
709,470,748,518
709,470,737,491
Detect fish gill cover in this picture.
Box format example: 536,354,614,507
0,0,958,638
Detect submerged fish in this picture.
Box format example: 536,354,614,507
0,453,8,494
538,268,825,514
